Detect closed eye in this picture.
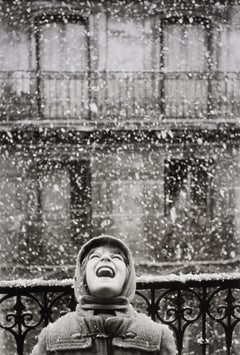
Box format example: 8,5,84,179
112,254,125,262
89,253,100,260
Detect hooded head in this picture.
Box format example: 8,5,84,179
74,235,136,303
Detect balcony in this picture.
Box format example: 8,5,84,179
0,71,240,129
0,273,240,355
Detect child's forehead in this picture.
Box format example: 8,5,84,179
89,245,122,254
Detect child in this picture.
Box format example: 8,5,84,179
31,235,176,354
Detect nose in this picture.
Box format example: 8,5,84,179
100,252,111,262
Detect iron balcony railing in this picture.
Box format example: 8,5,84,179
0,71,240,123
0,273,240,355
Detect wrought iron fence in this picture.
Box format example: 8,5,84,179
0,274,240,355
1,71,240,122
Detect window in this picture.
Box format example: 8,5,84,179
216,9,240,116
163,17,209,72
218,7,240,72
36,14,89,118
38,161,91,238
164,158,214,220
162,17,211,117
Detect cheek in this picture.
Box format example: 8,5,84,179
85,263,96,287
117,265,127,286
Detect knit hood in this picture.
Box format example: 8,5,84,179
74,235,136,303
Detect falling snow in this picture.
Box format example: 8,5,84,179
0,0,239,280
0,1,240,353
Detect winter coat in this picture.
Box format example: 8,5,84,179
31,306,176,355
31,235,176,355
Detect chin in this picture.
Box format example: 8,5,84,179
93,287,118,298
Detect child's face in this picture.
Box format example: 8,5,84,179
85,245,127,298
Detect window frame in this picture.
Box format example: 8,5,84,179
36,160,92,239
159,15,213,117
164,157,215,220
34,13,90,117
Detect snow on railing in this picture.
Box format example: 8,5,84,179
1,271,240,288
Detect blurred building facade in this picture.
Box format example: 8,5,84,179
0,0,240,279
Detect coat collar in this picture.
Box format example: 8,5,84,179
76,295,135,338
76,295,135,318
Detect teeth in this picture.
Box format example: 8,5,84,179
96,266,115,278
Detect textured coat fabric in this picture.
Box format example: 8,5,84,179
31,307,176,355
31,235,176,355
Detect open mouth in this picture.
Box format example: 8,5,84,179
96,266,115,278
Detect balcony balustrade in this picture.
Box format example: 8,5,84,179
0,71,240,125
0,273,240,355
